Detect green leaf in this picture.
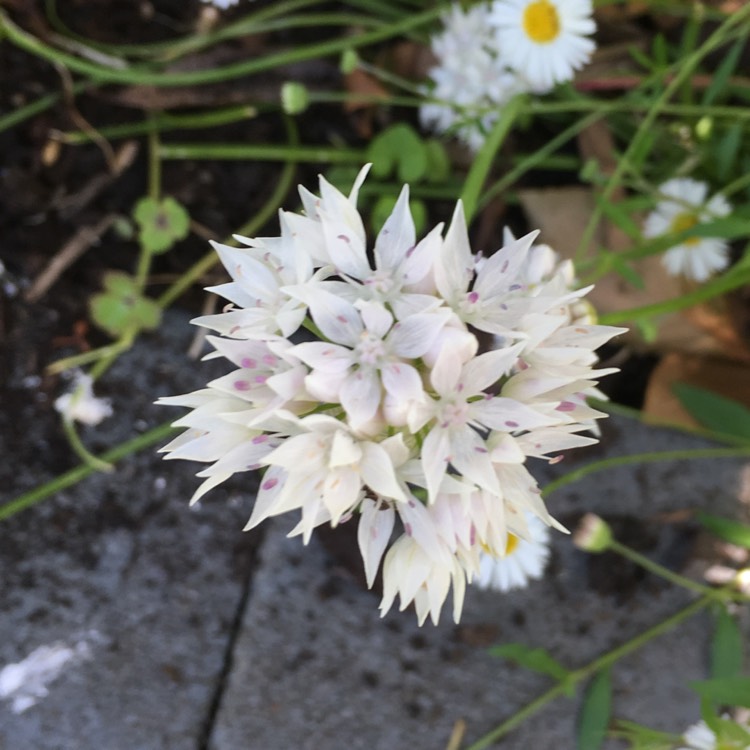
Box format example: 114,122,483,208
488,643,571,685
610,255,645,290
690,676,750,707
672,383,750,443
711,607,743,680
577,670,612,750
698,512,750,549
702,37,745,106
614,720,677,750
367,124,428,183
89,271,161,338
716,122,743,183
133,196,190,254
423,140,450,183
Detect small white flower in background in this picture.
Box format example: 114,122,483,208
201,0,241,8
0,638,94,714
54,371,113,426
677,718,750,750
475,512,550,592
420,3,527,151
678,721,718,750
643,178,732,283
489,0,597,93
159,165,624,625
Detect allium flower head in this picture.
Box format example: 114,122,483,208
643,178,732,283
489,0,596,92
159,166,624,625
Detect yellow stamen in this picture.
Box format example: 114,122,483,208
504,534,519,556
670,211,700,246
522,0,561,44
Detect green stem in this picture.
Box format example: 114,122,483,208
460,95,524,223
61,416,114,473
47,331,135,376
479,111,603,209
574,8,750,262
158,143,365,163
464,595,714,750
542,446,750,499
147,123,161,201
0,421,177,522
0,6,446,87
608,539,718,598
0,80,89,134
597,266,750,325
61,105,259,144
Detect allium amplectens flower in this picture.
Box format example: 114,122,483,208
159,165,624,625
643,178,732,283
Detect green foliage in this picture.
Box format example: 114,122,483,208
690,677,750,708
614,720,676,750
711,607,743,680
697,512,750,549
133,196,190,254
368,123,428,183
672,383,750,443
577,670,612,750
89,271,161,338
488,643,573,692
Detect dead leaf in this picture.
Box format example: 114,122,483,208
643,351,750,428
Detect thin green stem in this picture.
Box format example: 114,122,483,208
0,80,89,134
597,267,750,325
147,123,161,201
0,7,447,87
460,95,524,223
0,421,177,522
542,446,750,499
608,539,719,598
158,143,365,163
61,416,114,473
60,106,259,144
479,111,603,209
464,595,714,749
47,331,135,376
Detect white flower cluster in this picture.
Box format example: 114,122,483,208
421,0,596,150
678,718,750,750
159,166,624,625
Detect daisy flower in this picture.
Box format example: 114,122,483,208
643,178,732,283
54,371,113,426
677,718,750,750
489,0,596,92
475,513,550,592
159,165,624,625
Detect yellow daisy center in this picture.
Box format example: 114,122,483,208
504,534,519,556
522,0,561,44
670,211,700,246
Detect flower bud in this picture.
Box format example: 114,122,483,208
573,513,612,553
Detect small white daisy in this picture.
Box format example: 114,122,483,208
678,721,717,750
643,178,732,283
54,371,113,426
489,0,596,92
475,513,550,592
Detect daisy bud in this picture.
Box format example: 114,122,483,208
573,513,612,553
